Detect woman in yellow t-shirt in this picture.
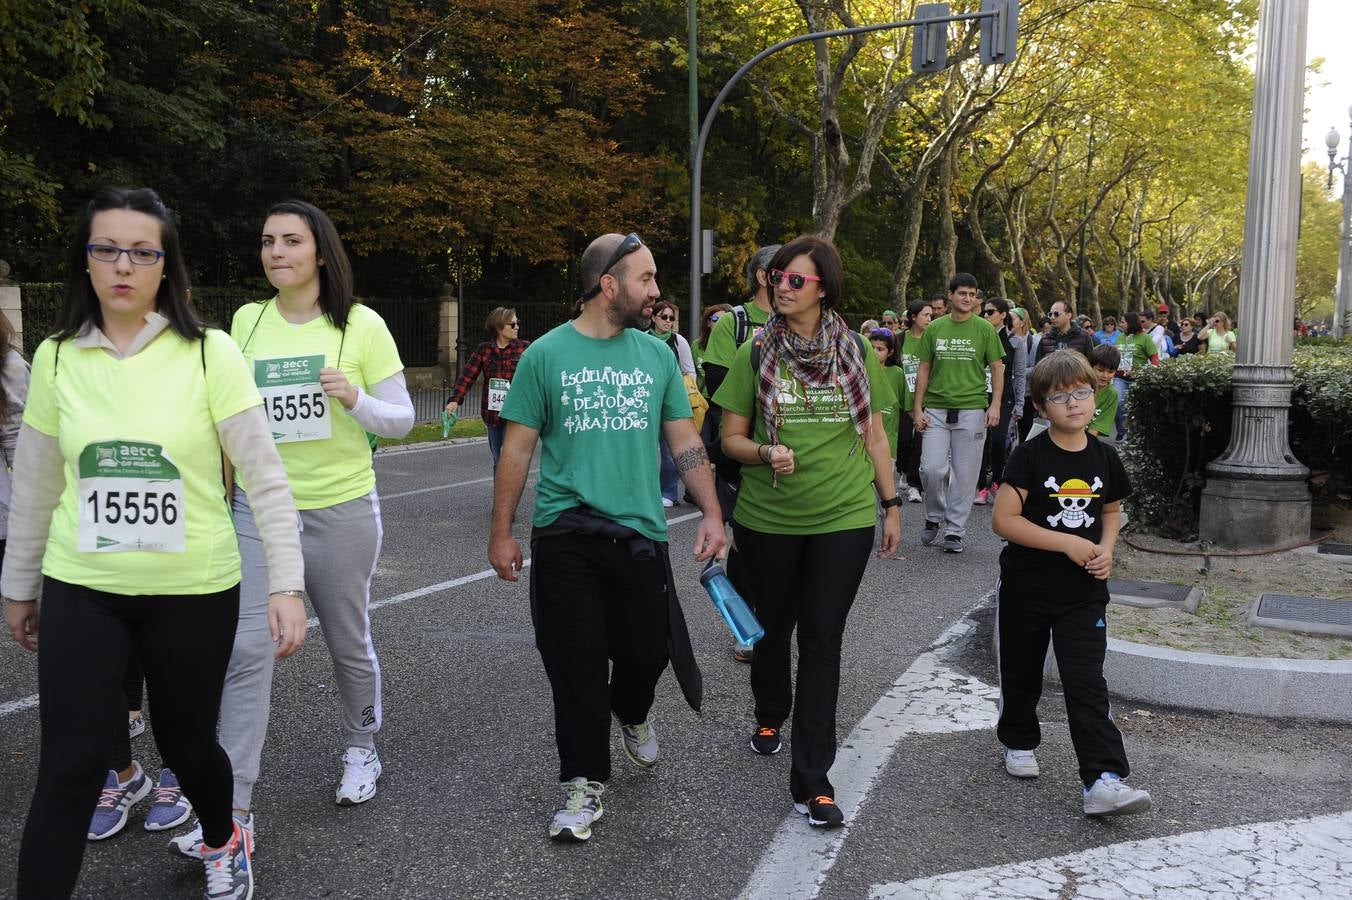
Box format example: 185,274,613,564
1,187,304,900
210,201,414,838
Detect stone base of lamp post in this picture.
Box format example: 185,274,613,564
1198,366,1311,549
1198,476,1310,550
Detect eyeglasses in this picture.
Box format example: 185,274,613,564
87,243,165,266
708,313,722,323
870,327,894,339
1048,310,1062,318
655,313,675,321
981,308,999,316
767,269,822,291
506,321,520,327
580,232,644,301
1045,386,1094,405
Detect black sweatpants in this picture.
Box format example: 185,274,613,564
978,399,1015,490
896,419,922,486
18,578,239,900
109,649,145,773
531,532,670,783
995,581,1129,788
734,524,874,801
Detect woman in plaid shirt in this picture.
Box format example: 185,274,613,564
445,307,530,468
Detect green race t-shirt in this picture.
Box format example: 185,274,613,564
916,314,1005,409
712,339,892,535
1089,385,1118,437
1116,332,1157,377
231,300,404,509
23,330,261,595
900,331,924,412
701,302,770,368
877,366,904,459
499,323,691,542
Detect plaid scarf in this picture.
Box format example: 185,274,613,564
756,309,872,451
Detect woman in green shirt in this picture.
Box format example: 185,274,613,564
1112,312,1160,440
713,235,900,830
896,300,932,502
1200,312,1237,354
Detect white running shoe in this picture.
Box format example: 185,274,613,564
907,487,922,503
1003,747,1040,778
1083,773,1152,816
169,813,255,861
202,818,253,900
618,717,658,768
335,747,382,806
549,778,604,842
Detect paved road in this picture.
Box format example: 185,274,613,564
1,440,1348,898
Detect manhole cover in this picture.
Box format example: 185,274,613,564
1108,579,1200,611
1318,543,1352,557
1109,580,1193,603
1250,593,1352,638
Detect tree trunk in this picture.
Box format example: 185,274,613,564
937,144,958,285
889,170,933,306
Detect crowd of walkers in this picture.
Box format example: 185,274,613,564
2,186,1166,899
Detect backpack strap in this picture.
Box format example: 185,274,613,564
732,305,751,346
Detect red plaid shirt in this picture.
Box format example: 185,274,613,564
447,339,530,426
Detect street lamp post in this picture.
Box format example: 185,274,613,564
1325,109,1352,338
1197,0,1310,550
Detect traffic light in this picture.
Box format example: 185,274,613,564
980,0,1019,65
911,4,949,75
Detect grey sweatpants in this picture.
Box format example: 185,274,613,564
919,408,987,539
223,490,384,810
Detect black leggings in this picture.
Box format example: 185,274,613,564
17,578,239,900
733,524,874,801
109,650,144,773
895,418,922,485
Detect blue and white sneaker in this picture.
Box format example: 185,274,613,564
1083,773,1152,816
144,768,194,831
88,764,151,840
202,818,254,900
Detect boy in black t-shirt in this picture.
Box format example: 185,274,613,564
991,352,1152,817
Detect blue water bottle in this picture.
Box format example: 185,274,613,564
700,561,764,646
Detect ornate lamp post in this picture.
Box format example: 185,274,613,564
1325,110,1352,338
1198,0,1310,549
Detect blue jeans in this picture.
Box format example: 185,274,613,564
486,420,506,470
658,436,680,503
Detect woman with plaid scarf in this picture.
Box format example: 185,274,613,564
712,235,901,829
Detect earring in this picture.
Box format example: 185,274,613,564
85,269,91,274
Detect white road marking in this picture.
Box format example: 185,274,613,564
1,508,710,718
739,605,999,900
375,439,485,456
869,810,1352,899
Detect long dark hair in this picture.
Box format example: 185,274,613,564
55,187,201,342
264,200,356,331
1123,311,1143,335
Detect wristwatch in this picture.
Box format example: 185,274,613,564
879,495,903,510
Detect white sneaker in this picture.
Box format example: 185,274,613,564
1003,747,1040,778
661,498,675,508
335,747,382,806
907,487,922,503
1083,773,1152,816
618,717,658,768
549,778,604,842
169,813,255,861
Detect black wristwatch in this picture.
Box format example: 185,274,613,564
879,495,903,510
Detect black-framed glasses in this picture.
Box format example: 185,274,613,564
767,269,822,291
580,233,644,301
506,321,520,327
87,243,165,266
981,308,999,316
1048,310,1062,318
1045,386,1094,405
655,313,675,322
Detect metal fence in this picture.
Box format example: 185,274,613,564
17,284,443,366
408,383,483,424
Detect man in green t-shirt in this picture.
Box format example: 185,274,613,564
489,232,726,844
911,272,1006,553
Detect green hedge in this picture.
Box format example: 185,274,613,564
1120,342,1352,537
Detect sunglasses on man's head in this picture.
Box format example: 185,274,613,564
580,232,644,301
768,269,822,291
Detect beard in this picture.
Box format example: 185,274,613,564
606,280,651,330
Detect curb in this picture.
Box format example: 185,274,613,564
1044,636,1352,724
376,436,487,455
